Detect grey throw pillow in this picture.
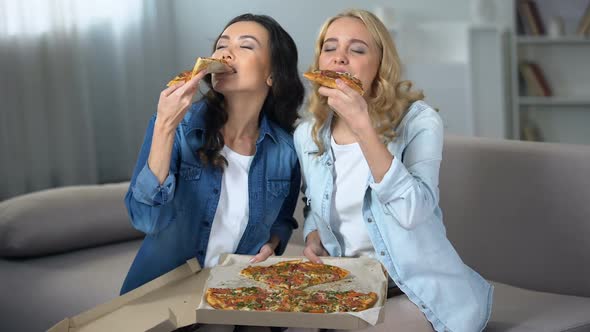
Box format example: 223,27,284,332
0,182,143,258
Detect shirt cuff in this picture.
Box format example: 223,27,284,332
369,156,413,204
132,163,175,205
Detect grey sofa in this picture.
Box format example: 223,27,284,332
1,135,589,332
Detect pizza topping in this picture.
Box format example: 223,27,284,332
207,260,377,313
166,57,232,87
303,69,364,95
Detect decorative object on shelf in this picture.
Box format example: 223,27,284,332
547,16,565,37
517,0,545,35
470,0,497,25
522,118,543,142
577,2,590,35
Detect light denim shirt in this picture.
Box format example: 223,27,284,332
121,101,300,294
293,101,492,332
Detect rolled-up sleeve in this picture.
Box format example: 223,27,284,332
125,114,181,235
132,163,176,206
369,112,443,229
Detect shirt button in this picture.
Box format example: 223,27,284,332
380,251,386,256
421,304,427,309
367,218,373,223
197,250,204,256
213,188,219,194
324,194,329,199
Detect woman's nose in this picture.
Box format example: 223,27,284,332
221,53,232,60
332,55,347,64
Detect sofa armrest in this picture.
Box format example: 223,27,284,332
0,182,143,258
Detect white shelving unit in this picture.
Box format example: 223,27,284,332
509,0,590,145
390,22,510,139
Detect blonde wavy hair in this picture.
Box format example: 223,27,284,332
306,9,424,155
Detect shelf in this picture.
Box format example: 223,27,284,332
519,96,590,106
517,36,590,45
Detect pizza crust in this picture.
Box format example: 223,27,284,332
303,70,364,95
166,57,231,86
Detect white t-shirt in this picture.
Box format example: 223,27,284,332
330,136,376,258
203,145,253,268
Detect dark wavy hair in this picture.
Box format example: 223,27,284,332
198,13,304,168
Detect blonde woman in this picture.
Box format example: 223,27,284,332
293,9,492,332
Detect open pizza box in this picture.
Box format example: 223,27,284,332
48,255,387,332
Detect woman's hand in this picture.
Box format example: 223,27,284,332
303,230,329,264
148,70,207,184
249,235,280,263
318,79,372,137
155,70,207,134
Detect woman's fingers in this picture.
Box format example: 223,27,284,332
303,245,324,264
161,81,186,97
177,69,208,96
249,244,274,263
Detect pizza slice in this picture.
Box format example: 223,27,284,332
206,287,291,311
240,260,300,290
289,261,350,289
303,70,364,95
290,290,378,313
166,57,232,87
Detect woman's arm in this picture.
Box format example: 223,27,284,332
125,73,206,234
321,81,443,230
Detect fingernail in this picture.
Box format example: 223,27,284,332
249,258,256,263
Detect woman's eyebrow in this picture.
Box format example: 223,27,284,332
217,35,261,46
323,37,369,47
238,35,261,46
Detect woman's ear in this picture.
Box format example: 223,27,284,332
266,75,273,87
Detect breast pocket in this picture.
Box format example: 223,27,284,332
179,165,202,181
267,178,290,198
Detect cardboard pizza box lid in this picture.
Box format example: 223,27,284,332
47,258,203,332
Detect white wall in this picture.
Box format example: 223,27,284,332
172,0,510,137
173,0,473,72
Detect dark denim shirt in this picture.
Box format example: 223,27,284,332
120,101,300,294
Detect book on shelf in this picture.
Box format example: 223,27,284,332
518,61,552,97
577,1,590,35
517,0,545,35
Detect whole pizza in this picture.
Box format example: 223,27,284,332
206,260,378,313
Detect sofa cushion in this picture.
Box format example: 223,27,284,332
0,240,142,332
0,182,143,258
486,281,590,332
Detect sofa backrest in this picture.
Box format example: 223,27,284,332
440,135,590,297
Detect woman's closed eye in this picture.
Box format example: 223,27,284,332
215,44,227,50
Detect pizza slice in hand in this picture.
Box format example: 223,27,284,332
303,70,364,95
166,57,232,86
